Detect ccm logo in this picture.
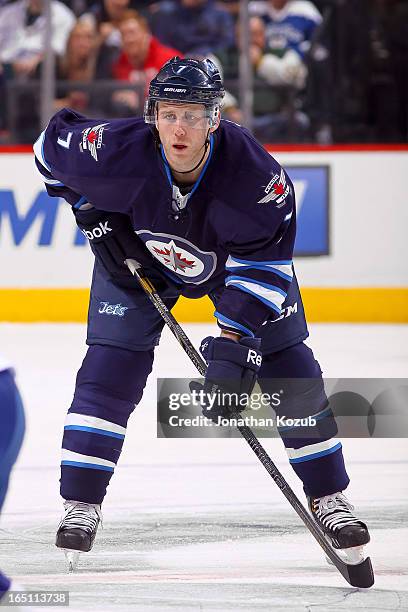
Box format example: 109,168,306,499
247,349,262,367
81,220,112,240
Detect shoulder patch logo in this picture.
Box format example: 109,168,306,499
80,123,109,161
258,169,290,206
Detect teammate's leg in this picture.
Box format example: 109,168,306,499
259,342,369,552
0,368,25,602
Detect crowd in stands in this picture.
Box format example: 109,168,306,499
0,0,407,144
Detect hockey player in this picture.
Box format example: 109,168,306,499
0,357,25,602
33,57,369,570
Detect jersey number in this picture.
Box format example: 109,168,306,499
57,132,73,149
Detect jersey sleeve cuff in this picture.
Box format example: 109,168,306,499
214,286,280,337
214,312,254,337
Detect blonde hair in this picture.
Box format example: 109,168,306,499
59,20,98,81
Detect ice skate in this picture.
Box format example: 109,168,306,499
56,500,102,572
308,492,370,566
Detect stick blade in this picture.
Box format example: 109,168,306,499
337,555,374,588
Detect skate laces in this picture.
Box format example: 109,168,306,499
60,501,102,533
312,492,361,532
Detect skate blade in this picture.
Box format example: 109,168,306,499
326,545,366,567
64,550,81,573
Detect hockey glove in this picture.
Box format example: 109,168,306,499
189,336,262,424
74,207,177,293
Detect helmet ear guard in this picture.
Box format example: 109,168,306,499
208,104,221,128
144,98,158,126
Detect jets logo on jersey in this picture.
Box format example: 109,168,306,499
153,244,195,272
80,123,109,161
258,169,290,206
136,231,217,284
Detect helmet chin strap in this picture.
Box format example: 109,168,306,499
171,128,211,175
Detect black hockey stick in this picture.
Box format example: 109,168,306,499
125,258,374,588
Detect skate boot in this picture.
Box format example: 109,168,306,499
308,491,370,565
56,500,102,572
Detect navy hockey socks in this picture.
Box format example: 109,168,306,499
60,345,153,504
259,342,350,497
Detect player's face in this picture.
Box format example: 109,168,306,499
156,102,214,172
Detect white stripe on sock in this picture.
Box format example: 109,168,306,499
65,413,126,436
61,449,116,469
286,438,340,460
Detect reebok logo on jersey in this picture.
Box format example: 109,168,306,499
247,349,262,367
81,221,112,240
80,123,108,161
258,169,290,206
98,302,128,316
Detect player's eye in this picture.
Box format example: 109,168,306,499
162,113,176,121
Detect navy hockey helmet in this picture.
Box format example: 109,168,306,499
144,57,225,127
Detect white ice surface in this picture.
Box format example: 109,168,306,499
0,323,407,611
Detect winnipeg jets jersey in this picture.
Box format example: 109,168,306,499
34,109,297,337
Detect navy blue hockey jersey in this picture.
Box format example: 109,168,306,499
34,109,297,337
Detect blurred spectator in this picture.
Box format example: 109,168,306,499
249,0,321,86
109,10,182,114
250,0,322,52
54,20,103,114
215,0,240,17
0,65,6,139
0,0,75,76
249,0,334,141
218,15,310,142
150,0,234,56
250,18,307,89
81,0,130,49
0,0,75,142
